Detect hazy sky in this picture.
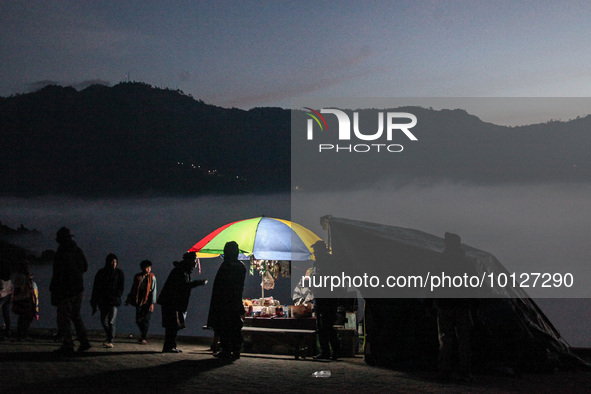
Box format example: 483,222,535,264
2,1,591,112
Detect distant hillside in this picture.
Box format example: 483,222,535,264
0,222,50,268
0,82,290,196
0,221,40,239
2,84,591,196
291,106,591,191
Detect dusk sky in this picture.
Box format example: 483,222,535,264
2,1,591,113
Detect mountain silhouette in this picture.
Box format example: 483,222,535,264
2,84,591,196
291,106,591,191
0,82,290,196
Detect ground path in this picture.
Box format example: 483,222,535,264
1,330,590,393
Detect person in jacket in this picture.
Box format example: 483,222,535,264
91,253,124,348
126,260,157,344
436,232,473,382
50,227,91,355
157,252,207,353
11,260,38,341
0,261,13,341
311,240,341,361
207,241,246,360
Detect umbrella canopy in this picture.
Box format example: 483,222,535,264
188,217,322,261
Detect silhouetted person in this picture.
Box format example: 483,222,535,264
157,252,207,353
0,261,13,340
12,260,38,340
91,253,124,348
50,227,91,355
126,260,157,344
207,241,246,360
311,240,341,361
436,232,473,382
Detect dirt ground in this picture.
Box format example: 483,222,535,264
1,329,591,393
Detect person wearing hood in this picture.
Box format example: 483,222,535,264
157,252,207,353
50,227,91,355
207,241,246,360
91,253,125,348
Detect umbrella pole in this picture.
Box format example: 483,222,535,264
260,259,265,303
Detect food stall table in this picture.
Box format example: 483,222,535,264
242,317,316,359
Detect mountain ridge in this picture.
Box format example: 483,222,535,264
2,83,591,196
0,82,290,196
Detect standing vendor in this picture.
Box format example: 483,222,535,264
311,240,341,361
207,241,246,360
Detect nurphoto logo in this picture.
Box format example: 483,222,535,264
304,108,418,153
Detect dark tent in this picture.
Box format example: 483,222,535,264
321,216,586,373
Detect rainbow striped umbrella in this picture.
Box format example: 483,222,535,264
188,217,322,261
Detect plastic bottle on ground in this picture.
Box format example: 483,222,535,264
312,371,331,378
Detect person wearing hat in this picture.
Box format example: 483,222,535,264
50,227,92,355
157,252,207,353
91,253,125,348
207,241,246,360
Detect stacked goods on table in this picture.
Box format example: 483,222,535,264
244,297,284,317
243,297,314,318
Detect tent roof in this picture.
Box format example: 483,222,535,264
323,216,579,369
324,216,526,299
